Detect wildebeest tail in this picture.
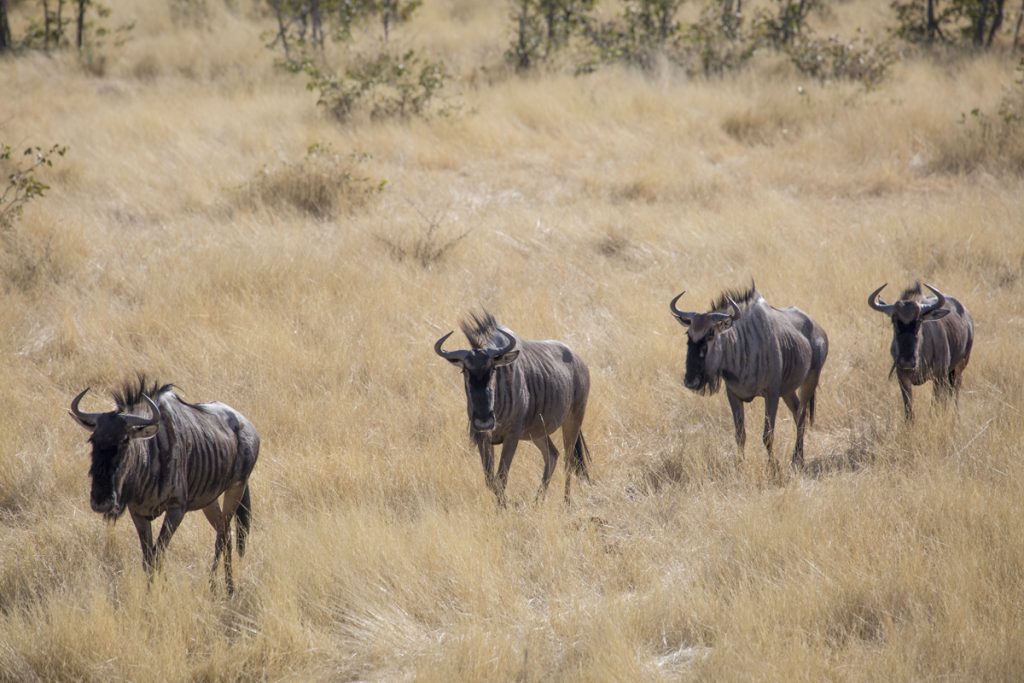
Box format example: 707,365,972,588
570,432,592,483
236,484,251,557
807,393,816,427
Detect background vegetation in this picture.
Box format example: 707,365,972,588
1,0,1022,680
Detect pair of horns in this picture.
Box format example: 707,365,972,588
69,388,161,430
434,329,516,362
867,283,946,316
669,291,741,326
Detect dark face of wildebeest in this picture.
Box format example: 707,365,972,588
867,282,950,372
68,389,161,518
435,330,519,432
670,292,741,395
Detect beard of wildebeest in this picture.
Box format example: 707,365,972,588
87,424,130,520
684,329,724,396
463,357,498,433
893,316,923,371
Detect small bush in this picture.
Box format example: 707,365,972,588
582,0,685,72
1,144,67,230
240,145,385,219
786,33,895,87
683,2,756,77
301,48,448,123
930,59,1024,173
0,143,67,291
376,205,469,269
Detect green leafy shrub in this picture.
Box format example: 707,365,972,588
1,144,67,230
0,143,67,291
786,33,895,87
684,1,756,77
301,49,448,123
580,0,685,72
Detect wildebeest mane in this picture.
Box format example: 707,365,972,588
113,375,175,412
899,281,923,301
710,281,760,314
112,374,207,413
460,310,508,350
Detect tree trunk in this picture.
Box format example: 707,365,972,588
986,0,1005,46
1015,0,1024,49
56,0,64,46
76,0,85,50
926,0,938,43
975,0,990,46
0,0,11,53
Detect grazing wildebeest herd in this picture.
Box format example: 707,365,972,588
67,280,972,590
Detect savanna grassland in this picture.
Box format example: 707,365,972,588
1,0,1023,680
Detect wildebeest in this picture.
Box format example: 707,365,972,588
669,284,829,471
867,281,974,420
434,312,591,506
68,377,259,594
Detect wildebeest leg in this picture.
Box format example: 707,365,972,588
763,392,781,477
494,439,520,508
782,392,805,469
726,389,746,452
153,506,186,569
201,500,227,591
477,441,496,495
130,511,155,574
217,483,247,595
561,413,584,505
898,373,914,421
532,435,559,503
933,374,954,405
950,358,968,406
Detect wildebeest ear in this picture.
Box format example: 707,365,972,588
923,307,950,321
493,349,520,367
129,423,159,440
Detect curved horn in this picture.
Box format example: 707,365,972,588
867,283,895,315
921,282,947,314
726,296,741,320
669,291,696,325
69,387,102,429
487,329,517,359
123,394,161,428
434,331,470,363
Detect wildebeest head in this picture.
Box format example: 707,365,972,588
68,389,161,519
670,292,741,395
868,282,950,372
434,329,519,432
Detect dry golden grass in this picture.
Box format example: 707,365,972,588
1,1,1023,680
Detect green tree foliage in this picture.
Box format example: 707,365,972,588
891,0,1008,48
0,0,12,52
506,0,596,72
583,0,685,71
267,0,422,64
755,0,820,49
267,0,446,123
